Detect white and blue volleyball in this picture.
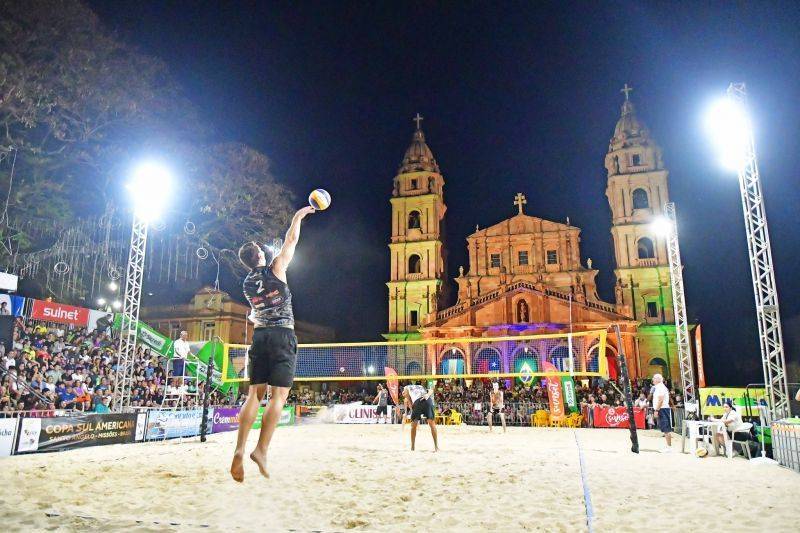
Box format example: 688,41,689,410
308,188,331,211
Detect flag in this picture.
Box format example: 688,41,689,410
542,361,565,419
384,367,399,406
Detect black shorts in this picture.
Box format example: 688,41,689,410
491,407,502,415
376,405,388,416
172,359,185,377
657,408,672,433
411,397,434,422
248,327,297,387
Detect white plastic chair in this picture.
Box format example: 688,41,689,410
725,422,753,459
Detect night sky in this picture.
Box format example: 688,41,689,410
87,1,800,386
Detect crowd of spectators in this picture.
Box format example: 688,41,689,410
1,320,229,414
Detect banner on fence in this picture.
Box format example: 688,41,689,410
699,387,767,416
212,406,294,433
145,409,203,440
16,414,138,453
253,406,294,429
591,406,646,429
333,403,393,424
0,418,18,457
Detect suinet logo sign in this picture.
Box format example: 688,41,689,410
31,300,89,326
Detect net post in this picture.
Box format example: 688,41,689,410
613,324,639,454
200,342,216,443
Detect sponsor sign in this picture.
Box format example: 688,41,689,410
0,418,18,457
30,300,89,327
145,409,203,440
333,403,394,424
591,406,646,429
214,406,295,432
385,367,399,406
135,412,147,442
542,361,565,419
112,314,174,357
694,325,706,388
16,414,138,453
253,406,295,429
561,377,578,413
700,387,767,416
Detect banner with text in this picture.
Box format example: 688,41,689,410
113,314,174,358
0,418,18,457
145,409,203,440
542,361,565,419
214,405,295,432
16,414,138,453
30,300,90,327
333,403,394,424
591,406,646,429
700,387,767,416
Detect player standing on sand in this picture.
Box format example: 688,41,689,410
230,206,315,482
403,383,439,451
487,381,506,433
373,384,389,424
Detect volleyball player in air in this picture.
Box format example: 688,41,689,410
230,205,315,482
402,383,439,451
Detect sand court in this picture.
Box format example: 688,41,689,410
1,424,798,532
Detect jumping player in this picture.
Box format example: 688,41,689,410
402,383,439,451
487,381,506,433
373,384,389,424
230,206,315,482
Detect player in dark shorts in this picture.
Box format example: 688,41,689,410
373,384,389,424
403,384,439,451
230,205,315,482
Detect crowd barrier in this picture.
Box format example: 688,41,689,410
772,418,800,473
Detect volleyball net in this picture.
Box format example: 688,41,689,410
221,329,608,383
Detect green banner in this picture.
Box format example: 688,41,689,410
253,405,295,429
699,387,767,416
515,358,538,385
561,376,578,413
112,314,173,357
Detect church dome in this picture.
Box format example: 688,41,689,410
399,126,440,174
609,99,650,151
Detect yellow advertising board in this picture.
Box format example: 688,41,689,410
699,387,767,416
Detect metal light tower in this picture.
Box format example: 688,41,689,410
111,162,173,412
727,83,790,420
656,203,696,406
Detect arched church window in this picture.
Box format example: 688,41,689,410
632,188,649,210
408,210,421,229
516,300,529,323
408,254,422,274
637,237,655,259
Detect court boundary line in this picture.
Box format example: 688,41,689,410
573,430,595,533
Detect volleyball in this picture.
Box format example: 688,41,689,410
309,188,331,210
695,447,708,458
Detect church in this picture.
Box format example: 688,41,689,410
385,88,702,381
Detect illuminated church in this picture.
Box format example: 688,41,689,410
385,89,701,381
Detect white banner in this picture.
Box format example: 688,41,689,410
0,418,18,457
135,412,147,442
87,309,114,333
145,409,203,440
17,418,42,453
333,403,393,424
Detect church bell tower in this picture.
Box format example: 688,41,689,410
385,114,448,340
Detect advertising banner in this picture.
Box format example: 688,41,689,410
16,414,138,453
30,299,89,327
700,387,767,416
561,377,578,413
385,367,399,406
0,418,18,457
542,361,565,419
113,314,174,357
253,406,295,429
135,412,147,442
213,406,295,432
694,325,706,388
0,294,25,316
332,403,394,424
145,409,203,440
88,309,115,333
591,406,646,429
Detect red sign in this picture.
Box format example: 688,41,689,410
542,361,565,419
30,300,89,327
695,325,706,388
591,406,646,429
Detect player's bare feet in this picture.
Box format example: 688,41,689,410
230,452,244,482
250,449,270,478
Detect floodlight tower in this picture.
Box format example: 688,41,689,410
652,203,695,407
111,162,173,412
706,83,790,421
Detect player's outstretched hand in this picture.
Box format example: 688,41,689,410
296,206,316,219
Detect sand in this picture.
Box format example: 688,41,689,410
1,424,798,532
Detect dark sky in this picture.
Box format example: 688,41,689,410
87,1,800,386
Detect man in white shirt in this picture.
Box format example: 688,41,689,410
651,374,672,452
402,383,439,451
171,331,191,393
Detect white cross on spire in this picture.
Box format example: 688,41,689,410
413,113,424,130
514,193,527,215
621,83,633,101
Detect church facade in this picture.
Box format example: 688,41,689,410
386,91,700,381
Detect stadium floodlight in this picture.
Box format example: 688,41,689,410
108,281,119,292
112,300,122,310
650,204,696,409
97,298,106,306
367,365,376,374
127,161,174,221
112,160,175,412
706,83,789,423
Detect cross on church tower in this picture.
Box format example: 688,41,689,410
413,113,424,130
621,83,633,101
514,193,527,215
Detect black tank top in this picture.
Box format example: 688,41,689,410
243,266,294,329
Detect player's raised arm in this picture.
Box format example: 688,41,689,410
272,206,315,277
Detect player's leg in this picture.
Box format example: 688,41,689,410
500,412,507,433
410,420,418,450
487,406,493,431
427,419,439,452
250,385,290,478
230,382,267,482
